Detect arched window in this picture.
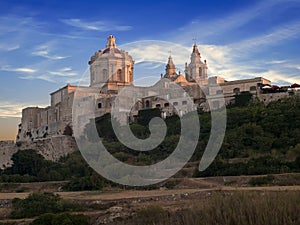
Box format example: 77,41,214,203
98,103,102,108
117,69,122,81
233,88,240,94
250,86,257,91
156,104,161,108
164,103,169,107
145,100,150,108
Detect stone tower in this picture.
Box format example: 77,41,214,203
185,43,208,85
89,35,134,93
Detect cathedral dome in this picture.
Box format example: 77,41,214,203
102,47,121,54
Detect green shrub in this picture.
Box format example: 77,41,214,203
10,192,82,218
62,175,105,191
249,175,275,186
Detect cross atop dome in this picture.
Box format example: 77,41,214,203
106,34,117,48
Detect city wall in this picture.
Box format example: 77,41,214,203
0,136,78,169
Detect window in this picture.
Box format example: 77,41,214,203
233,88,240,94
145,100,150,108
164,103,169,107
216,90,223,95
173,102,178,106
199,67,203,76
117,69,122,81
98,103,102,108
156,104,161,108
250,86,257,91
182,101,187,105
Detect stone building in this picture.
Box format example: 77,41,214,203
16,35,297,144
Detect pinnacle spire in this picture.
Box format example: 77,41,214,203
167,55,175,69
192,43,200,55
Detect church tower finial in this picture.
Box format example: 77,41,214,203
165,55,176,77
106,34,117,48
192,43,200,55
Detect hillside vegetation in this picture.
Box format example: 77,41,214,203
1,95,300,189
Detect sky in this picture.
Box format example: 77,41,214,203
1,0,300,140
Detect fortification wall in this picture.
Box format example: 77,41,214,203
0,141,18,168
0,136,78,169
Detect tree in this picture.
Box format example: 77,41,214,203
9,150,46,176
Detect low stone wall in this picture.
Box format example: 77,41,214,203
0,136,78,169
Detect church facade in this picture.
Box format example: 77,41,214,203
16,35,296,143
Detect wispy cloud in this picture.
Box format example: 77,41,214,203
0,44,20,51
158,0,300,85
173,0,294,44
231,21,300,51
48,67,78,77
121,40,232,76
121,38,300,85
121,40,190,67
18,67,79,83
0,100,48,118
259,70,300,85
19,74,55,83
61,18,132,31
0,102,25,118
0,65,36,73
266,60,287,65
32,45,68,60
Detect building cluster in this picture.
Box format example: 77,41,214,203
17,35,300,143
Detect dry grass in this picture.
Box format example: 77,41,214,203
119,191,300,225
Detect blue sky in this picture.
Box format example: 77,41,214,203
1,0,300,139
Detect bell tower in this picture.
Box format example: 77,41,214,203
185,43,208,85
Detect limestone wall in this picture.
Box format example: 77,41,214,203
258,92,290,104
0,136,78,169
0,141,18,168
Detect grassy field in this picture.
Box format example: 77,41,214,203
118,191,300,225
0,176,299,224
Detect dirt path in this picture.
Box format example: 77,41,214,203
0,185,299,201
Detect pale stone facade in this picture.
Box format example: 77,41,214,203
16,35,297,144
0,136,77,169
0,34,292,169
